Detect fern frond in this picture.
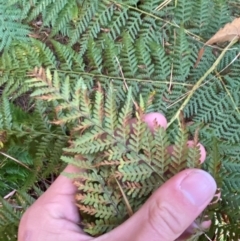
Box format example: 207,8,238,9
28,69,206,236
120,33,138,77
170,26,191,81
0,2,30,51
1,1,240,239
173,0,194,24
0,189,38,241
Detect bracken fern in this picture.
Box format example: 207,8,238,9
0,0,240,240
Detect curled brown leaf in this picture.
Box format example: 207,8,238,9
195,18,240,67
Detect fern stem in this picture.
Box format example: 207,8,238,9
55,70,193,86
115,177,133,217
155,0,172,11
8,129,68,139
0,152,31,171
168,38,238,127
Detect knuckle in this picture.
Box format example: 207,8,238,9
148,199,184,239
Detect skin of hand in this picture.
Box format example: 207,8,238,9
18,113,217,241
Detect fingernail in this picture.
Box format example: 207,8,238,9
180,171,217,206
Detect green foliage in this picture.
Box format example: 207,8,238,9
0,94,68,239
0,0,240,240
0,188,40,241
27,70,203,235
0,1,30,51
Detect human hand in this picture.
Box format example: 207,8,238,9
18,113,216,241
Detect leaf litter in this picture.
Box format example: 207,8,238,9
195,18,240,67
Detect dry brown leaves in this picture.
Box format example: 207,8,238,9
195,18,240,67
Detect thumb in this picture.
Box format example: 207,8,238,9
100,169,216,241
